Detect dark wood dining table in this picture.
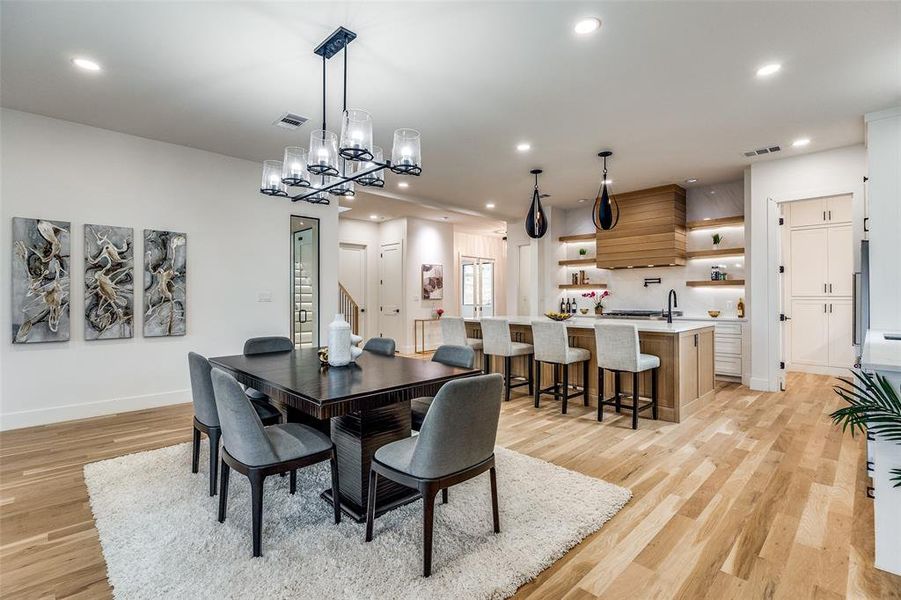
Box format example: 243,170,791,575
209,348,480,521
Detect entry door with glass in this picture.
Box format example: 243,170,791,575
291,216,319,348
461,256,494,318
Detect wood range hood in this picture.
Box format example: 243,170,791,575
595,184,686,269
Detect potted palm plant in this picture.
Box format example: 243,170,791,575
831,370,901,487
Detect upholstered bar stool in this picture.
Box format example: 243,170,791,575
480,318,534,401
531,321,590,414
594,322,660,429
440,317,484,365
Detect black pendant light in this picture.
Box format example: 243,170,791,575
525,168,548,239
592,151,619,231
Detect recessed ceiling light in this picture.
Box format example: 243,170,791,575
685,178,698,184
369,214,378,220
485,203,495,209
756,63,781,77
792,138,811,147
72,57,101,72
574,17,601,34
398,181,409,188
577,199,587,203
516,142,531,152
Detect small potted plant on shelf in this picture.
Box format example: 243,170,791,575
579,248,588,256
591,290,610,315
712,233,723,249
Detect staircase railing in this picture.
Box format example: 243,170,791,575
338,283,360,336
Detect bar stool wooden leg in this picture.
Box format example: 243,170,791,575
631,371,639,430
652,367,659,420
534,360,541,408
527,357,534,395
504,356,512,401
614,371,622,413
562,365,569,414
582,360,589,406
483,352,490,374
597,367,605,421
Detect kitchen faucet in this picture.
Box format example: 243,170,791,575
666,289,678,324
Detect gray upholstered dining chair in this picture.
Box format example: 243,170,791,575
362,337,396,356
440,316,484,355
211,368,341,558
242,336,294,401
410,345,476,431
188,352,281,496
365,373,503,577
480,318,534,400
594,322,660,429
531,320,591,414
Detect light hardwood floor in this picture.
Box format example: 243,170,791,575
1,372,899,598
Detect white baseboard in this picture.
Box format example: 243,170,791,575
0,389,191,431
786,364,846,378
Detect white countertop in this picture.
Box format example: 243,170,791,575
862,329,901,373
464,316,714,333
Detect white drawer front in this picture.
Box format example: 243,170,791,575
715,336,742,355
715,355,742,376
714,322,742,336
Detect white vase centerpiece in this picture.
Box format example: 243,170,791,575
327,314,363,367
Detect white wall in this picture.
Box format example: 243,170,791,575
865,108,901,331
746,144,866,391
404,217,455,353
0,109,339,429
337,218,380,338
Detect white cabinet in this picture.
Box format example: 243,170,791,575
789,195,853,227
827,299,855,369
790,299,830,365
827,225,853,296
713,321,743,378
790,228,828,296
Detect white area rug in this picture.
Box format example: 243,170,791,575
85,443,630,599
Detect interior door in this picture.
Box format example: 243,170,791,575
828,299,855,368
827,225,853,296
790,299,830,366
291,216,319,348
517,244,530,315
379,242,404,342
790,228,828,296
461,256,494,318
339,243,366,337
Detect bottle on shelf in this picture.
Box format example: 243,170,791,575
565,298,572,313
737,297,745,318
560,297,566,313
570,298,577,314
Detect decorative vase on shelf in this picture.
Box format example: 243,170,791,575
327,314,363,367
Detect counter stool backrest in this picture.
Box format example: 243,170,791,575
594,323,641,372
481,318,513,356
440,317,467,347
531,321,570,363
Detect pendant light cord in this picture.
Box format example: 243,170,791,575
321,53,326,134
343,43,348,112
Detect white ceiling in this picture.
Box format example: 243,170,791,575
2,1,899,220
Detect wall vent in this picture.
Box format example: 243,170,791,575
273,113,308,130
743,145,782,158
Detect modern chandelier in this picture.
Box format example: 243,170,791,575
525,168,548,239
592,150,619,231
260,27,422,204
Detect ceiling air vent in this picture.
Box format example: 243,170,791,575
743,145,782,158
273,113,308,130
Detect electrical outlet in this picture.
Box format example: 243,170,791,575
257,291,273,303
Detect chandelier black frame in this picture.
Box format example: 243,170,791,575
260,26,422,204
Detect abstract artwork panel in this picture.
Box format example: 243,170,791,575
421,263,444,300
143,229,187,337
84,224,134,340
11,217,71,343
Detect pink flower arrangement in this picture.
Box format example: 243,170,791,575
594,290,610,308
436,308,444,318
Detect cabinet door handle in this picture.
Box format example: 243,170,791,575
824,303,827,313
829,283,833,293
830,303,833,313
694,334,698,347
828,210,832,220
824,283,828,293
823,210,827,221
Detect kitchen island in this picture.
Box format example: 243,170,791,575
464,316,715,423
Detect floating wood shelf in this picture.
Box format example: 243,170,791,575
686,215,744,230
686,247,746,259
559,257,597,266
559,283,607,290
686,279,745,287
558,233,596,243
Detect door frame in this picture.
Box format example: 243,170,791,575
290,215,320,347
460,254,495,318
339,241,369,339
378,240,405,344
767,188,857,391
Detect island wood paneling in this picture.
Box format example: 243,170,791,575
595,184,687,269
